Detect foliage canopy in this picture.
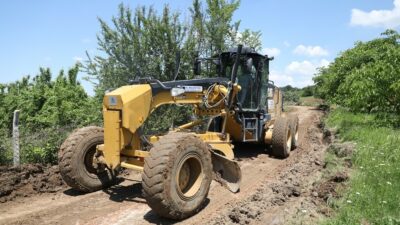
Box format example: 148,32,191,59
314,30,400,114
0,66,101,164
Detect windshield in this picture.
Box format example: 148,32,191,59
237,61,257,109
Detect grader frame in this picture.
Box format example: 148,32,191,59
58,45,298,220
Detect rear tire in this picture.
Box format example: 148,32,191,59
271,117,292,158
142,132,212,220
288,115,299,150
58,126,116,192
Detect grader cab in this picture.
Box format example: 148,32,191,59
58,45,299,220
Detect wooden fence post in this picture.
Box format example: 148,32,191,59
13,110,20,166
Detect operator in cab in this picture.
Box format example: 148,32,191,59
237,57,255,108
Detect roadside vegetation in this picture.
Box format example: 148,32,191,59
314,30,400,116
314,30,400,224
281,85,320,107
0,66,101,165
323,109,400,224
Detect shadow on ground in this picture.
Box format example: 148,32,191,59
103,182,146,203
63,178,145,204
233,142,274,160
143,198,210,225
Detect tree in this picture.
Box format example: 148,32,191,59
85,1,263,91
0,65,101,165
314,30,400,113
234,29,262,51
84,4,194,93
281,85,301,104
301,85,315,97
189,0,244,57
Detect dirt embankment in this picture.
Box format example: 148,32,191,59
0,164,65,203
0,106,344,225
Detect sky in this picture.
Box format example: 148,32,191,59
0,0,400,95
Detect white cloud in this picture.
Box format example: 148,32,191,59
350,0,400,28
270,70,294,87
293,45,329,57
285,59,329,76
270,59,330,88
73,56,83,62
262,47,281,57
286,61,315,76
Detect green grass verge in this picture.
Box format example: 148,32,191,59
300,96,324,107
322,108,400,225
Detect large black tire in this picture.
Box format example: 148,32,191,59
142,132,212,220
289,115,299,150
58,126,116,192
271,117,292,159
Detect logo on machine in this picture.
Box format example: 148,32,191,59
109,96,117,106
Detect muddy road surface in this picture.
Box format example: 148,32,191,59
0,106,328,225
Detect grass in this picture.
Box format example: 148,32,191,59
322,108,400,225
299,96,324,107
323,150,347,178
283,97,324,112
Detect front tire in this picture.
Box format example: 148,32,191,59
142,132,212,220
58,126,116,192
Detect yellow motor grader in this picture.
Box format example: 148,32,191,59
58,45,299,220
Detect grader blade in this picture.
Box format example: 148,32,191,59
211,151,242,193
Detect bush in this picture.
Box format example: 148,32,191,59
20,126,73,164
283,90,300,104
314,30,400,114
301,85,314,97
0,129,12,165
0,66,102,165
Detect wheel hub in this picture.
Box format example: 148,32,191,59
84,147,98,174
176,154,203,199
178,163,190,191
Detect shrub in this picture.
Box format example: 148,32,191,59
283,90,300,104
314,30,400,114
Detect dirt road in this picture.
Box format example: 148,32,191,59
0,106,328,225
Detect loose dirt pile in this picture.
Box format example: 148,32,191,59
0,164,66,203
313,172,348,202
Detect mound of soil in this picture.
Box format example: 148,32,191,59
313,172,349,202
0,164,66,203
